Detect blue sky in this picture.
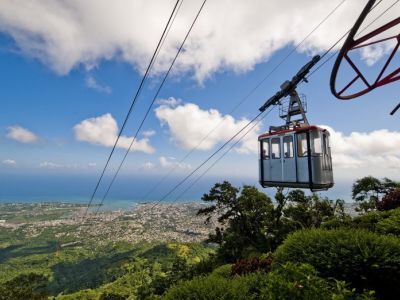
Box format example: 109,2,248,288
0,0,399,204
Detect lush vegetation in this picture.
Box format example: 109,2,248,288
2,176,400,299
0,225,214,299
275,229,400,298
161,262,373,300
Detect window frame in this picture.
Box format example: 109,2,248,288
271,137,281,159
296,132,308,157
310,130,323,157
260,138,270,160
283,135,294,158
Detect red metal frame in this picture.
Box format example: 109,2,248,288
330,0,400,100
258,125,327,140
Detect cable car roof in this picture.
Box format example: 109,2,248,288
258,125,328,140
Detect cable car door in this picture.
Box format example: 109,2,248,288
282,135,296,182
270,137,282,182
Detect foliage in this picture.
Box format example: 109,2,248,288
198,181,275,261
283,190,336,229
323,208,400,237
210,264,232,278
275,228,400,298
198,182,343,263
0,273,49,300
161,262,372,300
377,189,400,211
99,292,128,300
136,248,217,299
352,176,400,212
375,209,400,236
259,262,374,300
0,232,214,300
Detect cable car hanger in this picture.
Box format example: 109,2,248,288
330,0,400,114
258,56,334,192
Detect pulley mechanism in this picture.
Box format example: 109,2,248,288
259,55,320,113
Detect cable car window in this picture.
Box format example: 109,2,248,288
271,138,281,159
262,139,270,160
311,131,322,156
283,136,293,158
322,133,329,154
297,133,308,157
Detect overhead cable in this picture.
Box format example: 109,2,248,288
93,0,208,216
82,0,181,219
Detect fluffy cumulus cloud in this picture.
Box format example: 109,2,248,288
159,156,191,170
155,99,261,154
0,0,396,82
6,126,39,144
320,125,400,178
73,113,155,154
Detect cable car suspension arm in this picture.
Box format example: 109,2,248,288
259,55,320,113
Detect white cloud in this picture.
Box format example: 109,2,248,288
73,113,155,154
359,39,397,66
142,129,156,138
38,161,103,170
320,125,400,177
2,159,16,166
0,0,396,82
6,126,39,144
85,74,112,94
155,101,261,153
159,156,191,170
40,161,61,168
156,97,182,107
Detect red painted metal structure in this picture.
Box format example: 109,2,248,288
258,125,325,140
330,0,400,100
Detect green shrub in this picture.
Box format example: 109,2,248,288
259,262,373,300
321,216,353,230
340,208,400,237
275,229,400,298
161,273,258,300
375,210,400,236
211,264,232,278
161,263,372,300
351,211,385,231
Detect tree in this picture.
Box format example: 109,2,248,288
198,182,339,262
283,190,336,231
197,181,275,262
352,176,400,212
0,273,49,300
377,189,400,211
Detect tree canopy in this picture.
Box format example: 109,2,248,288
198,181,341,262
352,176,400,212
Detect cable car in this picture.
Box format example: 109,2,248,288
258,124,333,191
258,56,334,191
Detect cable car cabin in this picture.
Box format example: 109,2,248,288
258,125,334,191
